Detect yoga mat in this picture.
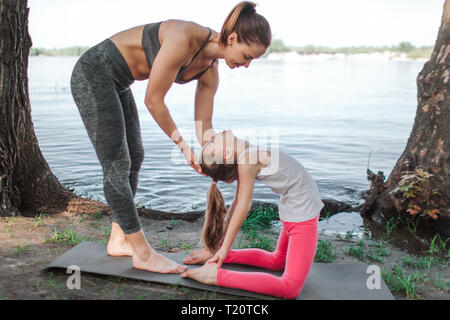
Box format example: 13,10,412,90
44,241,394,300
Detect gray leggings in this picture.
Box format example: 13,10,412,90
70,39,144,234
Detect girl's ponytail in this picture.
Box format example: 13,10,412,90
202,180,227,252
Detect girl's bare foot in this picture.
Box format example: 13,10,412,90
106,222,133,257
183,248,214,265
133,249,187,274
181,263,219,285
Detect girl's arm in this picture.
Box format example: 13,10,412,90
194,61,219,146
208,162,258,266
219,179,240,246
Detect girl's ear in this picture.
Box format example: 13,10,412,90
224,148,234,163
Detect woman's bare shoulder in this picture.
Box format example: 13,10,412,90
160,19,210,46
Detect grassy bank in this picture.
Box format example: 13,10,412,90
238,206,449,299
0,204,448,300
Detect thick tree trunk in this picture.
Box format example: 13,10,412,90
362,1,450,237
0,0,76,216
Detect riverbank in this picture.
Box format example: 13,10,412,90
266,51,429,62
0,203,448,300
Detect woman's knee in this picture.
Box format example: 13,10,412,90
130,147,145,171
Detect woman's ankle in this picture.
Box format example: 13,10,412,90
125,230,153,259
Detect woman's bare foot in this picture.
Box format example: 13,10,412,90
132,249,187,274
181,263,219,285
106,222,133,257
124,229,187,274
183,248,214,265
106,224,186,273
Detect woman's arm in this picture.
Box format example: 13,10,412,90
144,31,202,172
144,33,189,143
194,61,219,146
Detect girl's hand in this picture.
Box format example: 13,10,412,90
206,247,228,268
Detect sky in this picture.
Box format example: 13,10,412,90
28,0,445,49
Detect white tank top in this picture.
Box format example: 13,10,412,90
238,147,324,222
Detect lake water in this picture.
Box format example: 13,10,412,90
28,55,425,213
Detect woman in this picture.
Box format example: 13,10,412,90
70,1,271,274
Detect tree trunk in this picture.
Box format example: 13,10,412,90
361,1,450,237
0,0,76,216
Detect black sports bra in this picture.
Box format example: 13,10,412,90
142,22,216,84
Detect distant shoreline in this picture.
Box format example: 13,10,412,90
266,51,430,62
30,40,432,61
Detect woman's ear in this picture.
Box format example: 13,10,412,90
228,32,238,46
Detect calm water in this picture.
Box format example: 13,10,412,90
28,55,425,212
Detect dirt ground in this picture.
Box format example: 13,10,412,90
0,209,448,300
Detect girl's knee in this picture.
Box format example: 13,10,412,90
269,252,285,270
282,280,303,299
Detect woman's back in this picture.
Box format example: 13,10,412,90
109,20,215,81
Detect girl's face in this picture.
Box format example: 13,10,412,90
202,130,235,164
223,33,267,69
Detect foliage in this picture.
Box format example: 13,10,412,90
30,46,90,56
241,205,279,233
238,205,279,251
267,39,291,54
44,228,90,246
390,169,440,220
314,239,337,263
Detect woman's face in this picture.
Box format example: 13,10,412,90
202,130,235,165
223,33,267,69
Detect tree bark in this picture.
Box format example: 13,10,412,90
361,1,450,237
0,0,76,216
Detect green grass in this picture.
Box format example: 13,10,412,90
241,205,279,233
170,219,181,229
93,206,102,220
432,273,450,294
346,239,391,263
33,212,49,228
181,242,193,252
385,217,399,235
44,228,91,246
237,231,275,251
157,236,176,251
426,234,449,256
236,205,279,251
382,265,428,299
8,243,29,255
314,240,337,263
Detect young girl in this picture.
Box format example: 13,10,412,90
181,130,324,299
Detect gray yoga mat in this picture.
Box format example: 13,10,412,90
45,241,394,300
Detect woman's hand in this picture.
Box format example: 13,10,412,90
205,247,228,268
178,140,206,176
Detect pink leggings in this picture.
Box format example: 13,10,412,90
217,214,319,299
